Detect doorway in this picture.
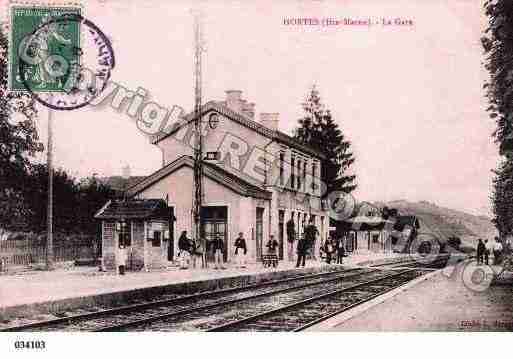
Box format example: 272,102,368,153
201,206,228,262
167,207,175,261
256,207,264,260
278,210,284,260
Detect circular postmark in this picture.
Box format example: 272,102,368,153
17,13,114,110
327,191,356,221
461,261,494,292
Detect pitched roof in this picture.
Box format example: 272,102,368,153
98,176,147,191
151,101,326,160
94,199,171,220
126,155,272,200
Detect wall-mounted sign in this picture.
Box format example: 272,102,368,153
208,113,220,129
205,151,220,161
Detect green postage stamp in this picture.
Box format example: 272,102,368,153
9,5,82,92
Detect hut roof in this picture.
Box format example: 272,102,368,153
94,199,172,221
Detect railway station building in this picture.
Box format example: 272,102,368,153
102,90,329,267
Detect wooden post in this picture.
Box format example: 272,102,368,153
46,96,54,270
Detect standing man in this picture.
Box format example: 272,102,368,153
304,218,319,259
178,231,191,270
117,243,127,275
485,239,493,265
324,237,334,264
266,235,280,268
190,237,201,269
234,232,247,269
336,236,345,264
286,215,296,262
493,237,503,265
212,235,226,270
296,235,308,268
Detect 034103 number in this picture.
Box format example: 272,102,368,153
14,341,45,350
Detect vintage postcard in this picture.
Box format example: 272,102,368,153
0,0,510,354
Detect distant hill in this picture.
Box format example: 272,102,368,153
374,200,497,249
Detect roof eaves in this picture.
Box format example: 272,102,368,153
151,101,325,160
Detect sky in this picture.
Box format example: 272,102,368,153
6,0,497,216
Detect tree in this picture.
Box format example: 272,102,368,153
294,86,357,197
0,29,43,232
491,161,513,236
22,166,116,235
483,1,513,236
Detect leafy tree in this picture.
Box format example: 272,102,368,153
0,29,43,232
75,175,116,234
294,86,357,197
23,166,116,235
483,1,513,236
491,160,513,236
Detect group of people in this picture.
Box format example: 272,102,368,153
177,231,249,270
476,237,504,265
321,237,346,265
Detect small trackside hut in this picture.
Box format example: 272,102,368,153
94,199,175,271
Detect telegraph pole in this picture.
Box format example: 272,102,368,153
192,11,206,267
46,95,54,270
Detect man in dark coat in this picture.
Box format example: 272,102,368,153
336,236,345,264
234,232,247,268
286,217,296,261
178,231,192,269
323,238,334,264
304,218,319,259
212,235,225,270
296,236,308,268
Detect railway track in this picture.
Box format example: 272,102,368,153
208,269,420,332
0,266,375,332
119,268,424,331
2,255,452,332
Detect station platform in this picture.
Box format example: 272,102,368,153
0,252,405,321
307,260,513,331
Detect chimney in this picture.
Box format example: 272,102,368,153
241,102,256,120
122,164,131,179
259,113,279,131
225,90,243,113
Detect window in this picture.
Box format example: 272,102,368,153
279,152,284,186
372,234,380,244
303,160,307,191
152,231,162,247
118,221,131,247
312,162,317,193
291,154,295,189
297,159,301,190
